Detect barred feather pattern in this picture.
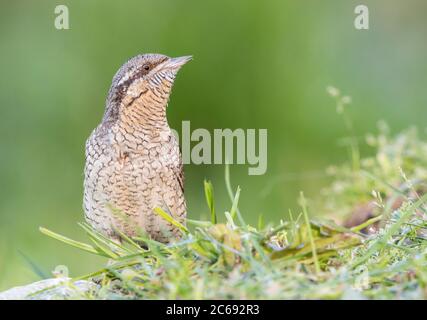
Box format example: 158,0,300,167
83,54,187,243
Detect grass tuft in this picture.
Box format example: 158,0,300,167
37,124,427,299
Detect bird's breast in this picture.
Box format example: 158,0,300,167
110,125,180,172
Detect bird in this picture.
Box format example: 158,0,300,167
83,53,191,243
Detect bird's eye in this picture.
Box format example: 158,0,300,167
143,64,150,71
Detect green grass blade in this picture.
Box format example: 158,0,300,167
39,227,101,255
257,213,264,230
204,180,216,224
111,225,145,252
153,207,189,233
230,186,240,219
225,165,246,227
89,237,119,259
78,222,132,255
351,193,427,269
18,250,49,279
299,192,321,274
187,219,212,228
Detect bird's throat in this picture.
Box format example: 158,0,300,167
119,88,170,129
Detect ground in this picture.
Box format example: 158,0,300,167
2,124,427,300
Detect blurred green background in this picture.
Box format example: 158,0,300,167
1,0,426,290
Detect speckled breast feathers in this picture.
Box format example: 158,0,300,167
83,54,191,243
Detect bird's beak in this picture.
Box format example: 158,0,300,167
160,55,193,71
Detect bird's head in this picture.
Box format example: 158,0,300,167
104,53,192,124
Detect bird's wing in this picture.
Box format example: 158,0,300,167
163,146,186,222
173,158,185,194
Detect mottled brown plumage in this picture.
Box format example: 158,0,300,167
83,53,191,243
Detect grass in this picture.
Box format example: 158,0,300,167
37,151,427,299
32,89,427,299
